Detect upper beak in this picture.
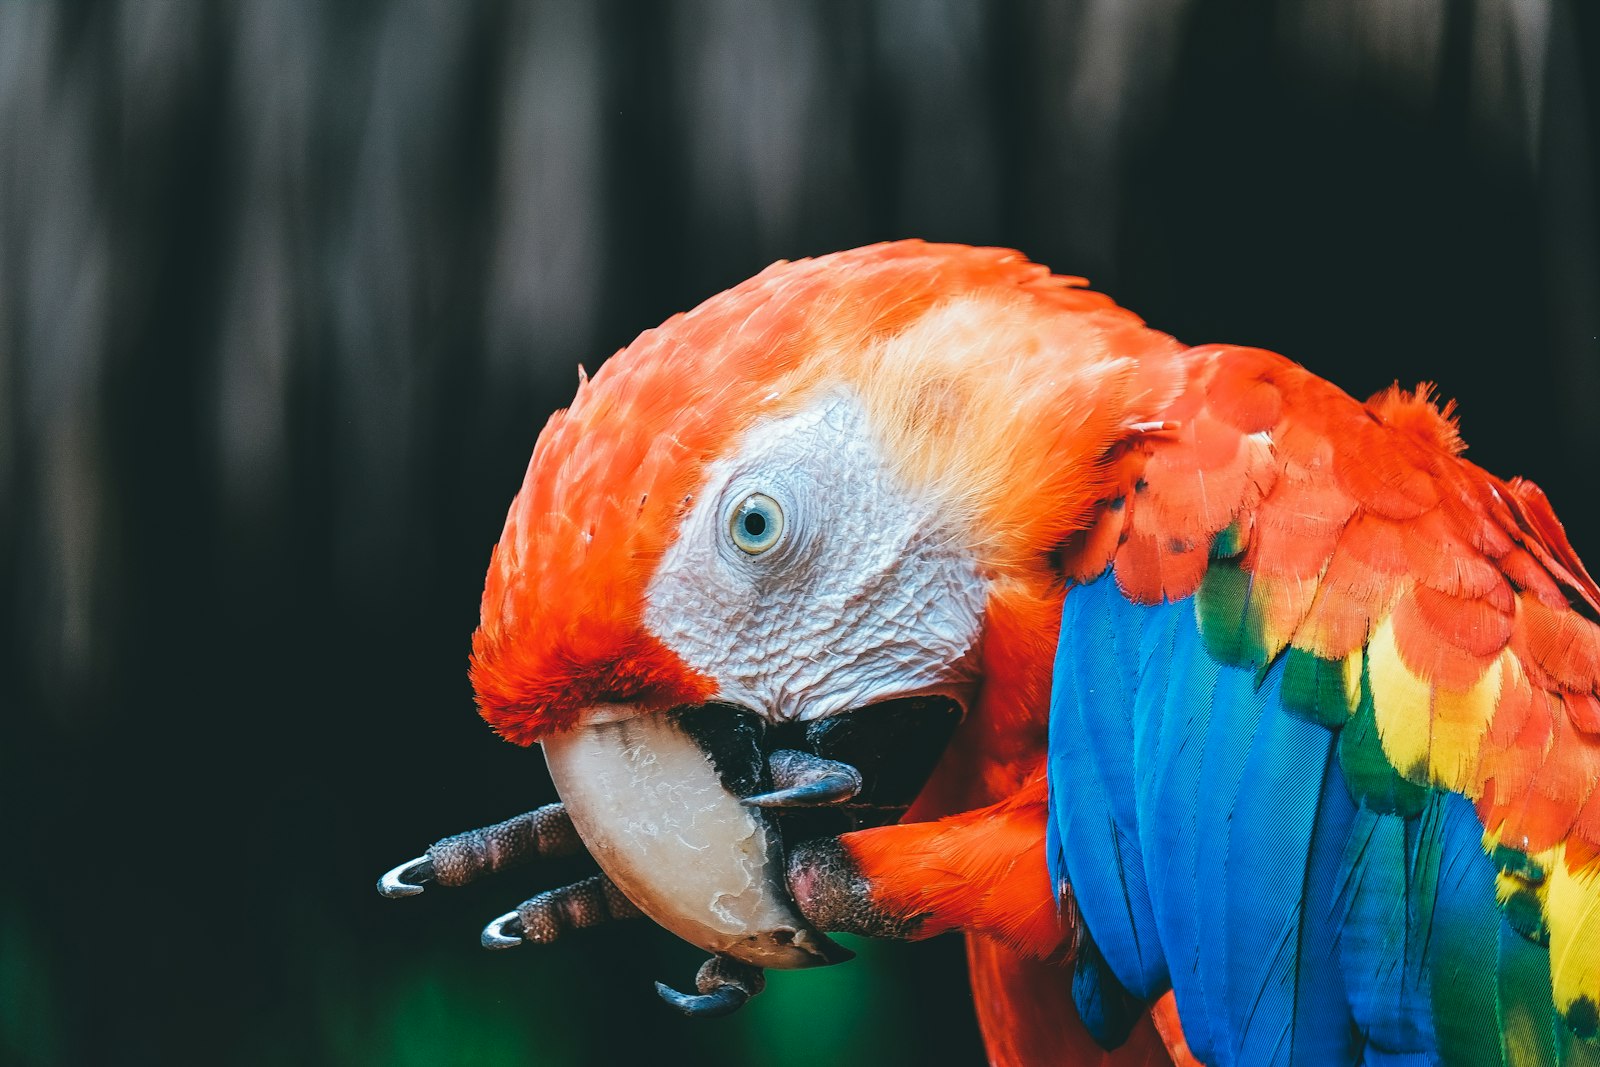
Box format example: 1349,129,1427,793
540,697,962,969
542,704,850,968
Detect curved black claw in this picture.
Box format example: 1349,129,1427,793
481,910,523,950
741,749,862,808
377,856,435,898
478,873,642,950
654,981,749,1018
376,803,582,901
655,957,765,1018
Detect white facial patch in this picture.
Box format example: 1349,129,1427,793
643,391,986,722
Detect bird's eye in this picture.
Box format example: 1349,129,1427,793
728,493,785,555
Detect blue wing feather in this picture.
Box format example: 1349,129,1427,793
1295,750,1361,1063
1134,599,1219,1058
1048,575,1168,1002
1185,618,1274,1065
1338,808,1428,1052
1046,573,1557,1064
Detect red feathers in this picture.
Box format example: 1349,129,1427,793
471,241,1124,741
1055,342,1600,862
847,777,1066,957
966,938,1183,1067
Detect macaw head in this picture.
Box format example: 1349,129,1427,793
468,241,1183,970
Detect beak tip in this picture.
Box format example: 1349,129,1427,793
818,938,856,965
789,929,855,966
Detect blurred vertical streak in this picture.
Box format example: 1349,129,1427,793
1277,0,1451,111
1,1,114,723
873,0,1002,240
1538,0,1600,451
487,1,604,397
214,1,314,526
0,9,78,1065
1282,0,1551,154
674,0,824,266
1029,0,1194,286
326,0,481,593
1471,0,1551,159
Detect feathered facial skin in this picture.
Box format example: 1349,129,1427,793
467,241,1189,976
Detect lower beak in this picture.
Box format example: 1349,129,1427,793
541,704,851,969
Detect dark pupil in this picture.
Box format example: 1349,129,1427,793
742,511,767,538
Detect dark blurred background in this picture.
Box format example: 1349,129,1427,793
2,2,1596,1064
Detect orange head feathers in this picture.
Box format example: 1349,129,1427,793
468,241,1190,748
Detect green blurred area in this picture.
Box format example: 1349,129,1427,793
2,902,62,1067
256,920,960,1066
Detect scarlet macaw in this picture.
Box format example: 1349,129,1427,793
380,242,1600,1066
